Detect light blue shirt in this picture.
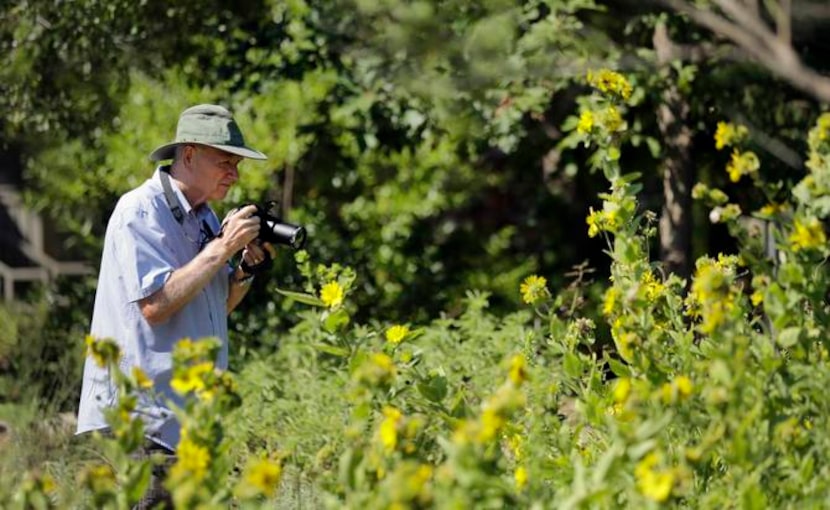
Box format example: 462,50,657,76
77,167,231,450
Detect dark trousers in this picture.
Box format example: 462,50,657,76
131,440,176,509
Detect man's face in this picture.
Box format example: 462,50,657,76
188,145,243,202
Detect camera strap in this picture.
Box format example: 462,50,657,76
159,167,185,225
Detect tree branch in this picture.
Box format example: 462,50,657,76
663,0,830,103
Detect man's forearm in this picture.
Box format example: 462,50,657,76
139,240,233,325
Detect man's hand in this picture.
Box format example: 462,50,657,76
240,241,277,269
219,205,260,257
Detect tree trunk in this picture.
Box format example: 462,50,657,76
654,23,694,281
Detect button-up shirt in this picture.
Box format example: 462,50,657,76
77,167,231,450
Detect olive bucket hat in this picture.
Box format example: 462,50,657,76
149,104,267,161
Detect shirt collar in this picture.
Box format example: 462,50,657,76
154,165,195,216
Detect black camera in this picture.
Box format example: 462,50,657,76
252,201,307,250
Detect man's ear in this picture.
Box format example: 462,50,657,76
182,144,196,166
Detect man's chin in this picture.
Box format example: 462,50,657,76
212,187,232,201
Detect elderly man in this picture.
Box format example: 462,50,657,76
77,104,272,508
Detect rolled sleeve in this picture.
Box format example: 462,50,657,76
113,205,177,302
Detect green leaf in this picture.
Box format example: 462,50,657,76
606,357,631,378
323,308,351,333
312,343,350,357
563,352,582,379
777,327,801,348
417,375,448,403
275,287,325,306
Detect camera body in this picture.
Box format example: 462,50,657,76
251,201,307,250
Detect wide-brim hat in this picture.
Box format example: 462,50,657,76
149,104,267,161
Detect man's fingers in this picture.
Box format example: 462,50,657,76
263,243,277,258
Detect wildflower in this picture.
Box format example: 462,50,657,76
687,261,739,334
170,361,213,395
641,271,665,301
379,406,402,451
675,375,693,398
611,325,636,362
612,378,631,404
789,217,826,252
708,203,742,224
320,281,344,308
116,395,136,424
508,354,528,386
635,452,674,502
725,149,760,182
587,69,633,101
520,275,549,305
354,352,397,388
602,105,623,132
385,325,410,345
661,375,694,404
85,336,120,368
759,202,788,217
172,438,210,481
577,110,594,135
478,408,505,443
640,470,674,502
750,290,764,307
515,466,528,490
242,459,282,498
602,286,619,316
132,367,153,389
714,121,749,150
586,208,602,238
507,434,523,460
82,464,117,493
808,113,830,147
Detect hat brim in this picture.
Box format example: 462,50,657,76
149,142,268,162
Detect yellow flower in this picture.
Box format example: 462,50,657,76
478,408,505,443
789,218,826,252
641,271,665,301
170,361,213,395
613,330,636,363
172,438,210,481
750,290,764,307
602,286,619,316
515,466,528,490
243,459,282,498
385,325,410,345
132,367,153,389
602,105,623,132
577,110,594,135
507,434,523,460
586,208,601,238
354,352,397,388
612,378,631,404
85,336,120,368
635,452,674,502
82,464,117,493
587,69,633,101
714,121,748,150
640,470,675,502
675,375,693,398
660,375,693,404
320,281,344,308
725,149,760,182
759,202,788,217
508,354,528,386
520,275,549,305
379,406,402,451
